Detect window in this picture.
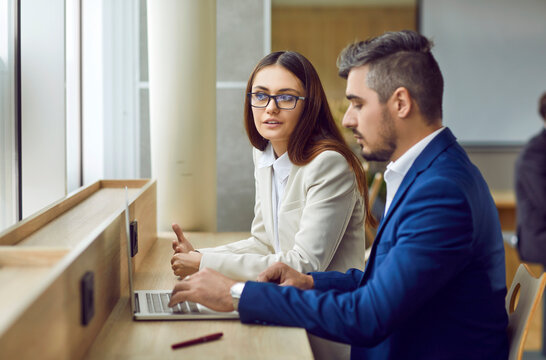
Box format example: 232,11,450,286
0,0,17,232
82,0,150,184
0,0,150,232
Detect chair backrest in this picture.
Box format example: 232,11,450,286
365,172,383,252
505,263,546,360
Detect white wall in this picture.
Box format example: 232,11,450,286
421,0,546,145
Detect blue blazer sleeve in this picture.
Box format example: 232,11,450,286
239,177,481,347
311,268,363,293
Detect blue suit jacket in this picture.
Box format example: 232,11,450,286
238,128,509,359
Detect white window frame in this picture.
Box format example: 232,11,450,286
66,0,82,194
0,0,17,231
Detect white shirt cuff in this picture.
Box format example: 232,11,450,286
230,282,245,297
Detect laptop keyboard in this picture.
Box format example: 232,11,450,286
145,292,200,314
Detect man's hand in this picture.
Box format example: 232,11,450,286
257,262,314,290
171,251,202,277
171,223,195,253
168,268,236,312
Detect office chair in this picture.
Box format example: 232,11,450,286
506,263,546,360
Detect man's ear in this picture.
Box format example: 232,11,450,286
391,87,412,118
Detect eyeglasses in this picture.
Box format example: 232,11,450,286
248,92,306,110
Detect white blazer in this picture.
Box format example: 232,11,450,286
199,147,365,281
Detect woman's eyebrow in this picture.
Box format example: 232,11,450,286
251,85,300,94
277,87,299,93
252,85,269,91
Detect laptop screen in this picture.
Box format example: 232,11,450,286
124,186,136,314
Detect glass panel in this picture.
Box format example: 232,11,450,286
139,88,151,178
66,0,82,193
139,0,150,178
0,0,17,231
82,0,150,183
139,0,148,83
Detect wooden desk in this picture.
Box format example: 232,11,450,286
84,232,314,359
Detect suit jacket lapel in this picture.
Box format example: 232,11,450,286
361,128,458,283
277,165,299,251
257,165,275,241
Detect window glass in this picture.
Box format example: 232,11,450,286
0,0,17,232
82,0,150,184
139,0,150,178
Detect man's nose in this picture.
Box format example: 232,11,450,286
342,109,355,128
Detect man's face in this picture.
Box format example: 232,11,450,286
342,65,397,162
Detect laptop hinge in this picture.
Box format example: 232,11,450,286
134,293,140,313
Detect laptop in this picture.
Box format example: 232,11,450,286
123,187,239,320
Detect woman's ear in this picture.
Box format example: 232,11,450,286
391,87,412,118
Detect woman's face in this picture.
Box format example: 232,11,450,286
251,64,305,157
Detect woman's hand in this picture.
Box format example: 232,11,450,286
171,251,202,277
171,223,195,253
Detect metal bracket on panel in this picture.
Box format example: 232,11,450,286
130,220,138,257
81,271,95,326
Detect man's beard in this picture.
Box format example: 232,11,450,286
358,108,397,162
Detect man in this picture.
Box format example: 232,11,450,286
515,92,546,265
169,30,509,359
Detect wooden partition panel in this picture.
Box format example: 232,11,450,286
0,180,157,360
272,5,417,101
132,181,158,271
0,216,122,359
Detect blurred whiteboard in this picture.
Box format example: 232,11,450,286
420,0,546,145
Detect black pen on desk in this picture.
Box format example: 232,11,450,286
171,332,223,350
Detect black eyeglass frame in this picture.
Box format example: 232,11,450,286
247,92,306,110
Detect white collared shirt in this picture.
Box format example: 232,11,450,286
257,143,293,253
383,127,445,215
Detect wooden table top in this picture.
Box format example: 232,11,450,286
84,232,313,359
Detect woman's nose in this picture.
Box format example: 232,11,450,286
265,98,280,113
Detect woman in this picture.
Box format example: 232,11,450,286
171,51,374,282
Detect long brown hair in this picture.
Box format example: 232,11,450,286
244,51,376,227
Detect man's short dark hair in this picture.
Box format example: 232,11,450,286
539,92,546,121
337,30,444,123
